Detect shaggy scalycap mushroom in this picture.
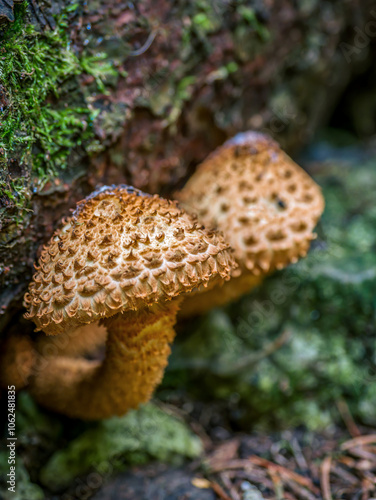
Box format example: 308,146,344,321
0,334,35,391
23,185,235,419
176,131,324,315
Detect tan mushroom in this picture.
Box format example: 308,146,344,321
22,185,235,419
175,131,324,316
0,334,35,391
35,322,107,359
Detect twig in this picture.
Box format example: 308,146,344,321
269,470,285,500
284,478,318,500
129,30,158,56
343,447,376,463
220,472,241,500
341,435,376,451
320,456,333,500
209,459,258,474
331,464,359,485
291,437,309,471
361,477,374,500
336,399,361,437
248,455,320,494
226,468,275,489
210,480,233,500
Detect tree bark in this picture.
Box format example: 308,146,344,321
0,0,374,335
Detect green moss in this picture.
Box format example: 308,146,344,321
0,4,115,185
0,394,61,499
237,5,270,41
0,177,31,217
16,392,62,438
40,403,202,492
0,451,44,500
192,12,217,34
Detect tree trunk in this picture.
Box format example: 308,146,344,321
0,0,374,335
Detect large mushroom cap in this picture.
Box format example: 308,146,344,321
24,185,234,335
177,131,324,276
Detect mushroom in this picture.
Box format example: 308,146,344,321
22,185,235,419
0,334,35,390
35,322,107,358
175,131,324,316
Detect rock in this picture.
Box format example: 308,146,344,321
91,464,216,500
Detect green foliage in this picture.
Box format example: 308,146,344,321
0,393,62,499
0,452,44,500
16,391,62,438
40,403,202,492
237,5,270,41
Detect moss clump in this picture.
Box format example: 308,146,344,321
0,4,115,184
40,403,202,492
0,393,60,499
0,451,44,500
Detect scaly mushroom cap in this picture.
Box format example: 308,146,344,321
177,131,324,276
24,185,234,335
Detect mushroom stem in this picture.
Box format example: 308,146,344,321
36,322,107,358
0,334,35,390
179,273,263,318
29,300,181,420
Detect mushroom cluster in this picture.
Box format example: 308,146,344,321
176,131,324,316
18,185,235,419
1,131,324,421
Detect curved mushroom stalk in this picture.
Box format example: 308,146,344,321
0,334,35,390
29,300,180,420
36,322,107,359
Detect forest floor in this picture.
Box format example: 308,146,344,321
90,399,376,500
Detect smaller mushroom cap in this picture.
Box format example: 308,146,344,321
177,131,324,276
24,185,235,335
